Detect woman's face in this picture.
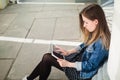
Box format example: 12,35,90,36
82,15,98,32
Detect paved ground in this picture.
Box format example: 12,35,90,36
0,3,113,80
18,0,96,3
19,0,76,3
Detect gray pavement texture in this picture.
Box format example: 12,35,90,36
18,0,97,3
19,0,76,3
0,3,113,80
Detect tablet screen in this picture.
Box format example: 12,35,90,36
50,44,64,59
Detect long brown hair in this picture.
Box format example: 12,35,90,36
79,4,111,50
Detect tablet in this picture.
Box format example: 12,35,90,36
50,44,64,59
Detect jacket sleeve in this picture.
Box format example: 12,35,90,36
75,62,82,71
75,43,85,53
81,40,108,72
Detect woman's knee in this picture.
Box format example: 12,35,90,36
42,53,52,61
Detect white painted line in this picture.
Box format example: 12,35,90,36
0,36,33,43
0,36,81,46
51,40,81,46
34,39,51,45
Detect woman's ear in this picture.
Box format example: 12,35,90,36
94,19,98,25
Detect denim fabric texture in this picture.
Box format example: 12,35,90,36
80,38,108,79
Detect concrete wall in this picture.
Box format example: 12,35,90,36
107,0,120,80
0,0,9,9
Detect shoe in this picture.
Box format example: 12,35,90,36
22,75,28,80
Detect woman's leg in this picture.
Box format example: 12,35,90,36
27,53,63,80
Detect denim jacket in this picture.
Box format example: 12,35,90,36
78,38,109,79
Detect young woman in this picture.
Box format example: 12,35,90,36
23,4,111,80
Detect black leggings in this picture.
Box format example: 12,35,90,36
27,53,91,80
27,53,63,80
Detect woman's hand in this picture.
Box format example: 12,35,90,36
54,45,68,56
57,58,75,68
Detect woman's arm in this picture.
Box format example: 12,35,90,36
67,48,77,55
54,46,79,56
57,58,82,71
54,43,83,56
